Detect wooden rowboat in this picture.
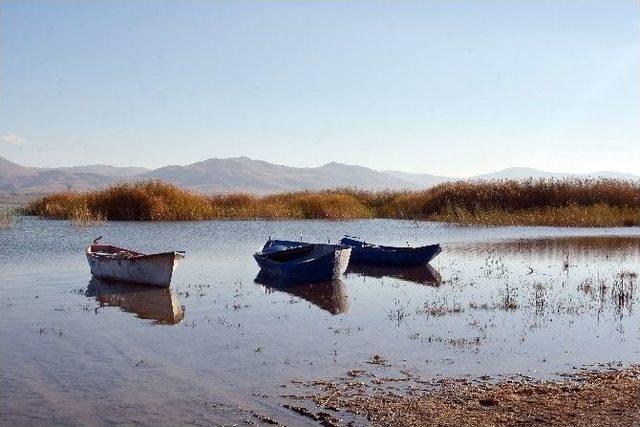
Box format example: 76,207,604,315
340,236,441,266
86,242,184,288
254,239,351,283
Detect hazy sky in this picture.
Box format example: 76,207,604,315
1,0,638,176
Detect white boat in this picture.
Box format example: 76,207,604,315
86,242,184,288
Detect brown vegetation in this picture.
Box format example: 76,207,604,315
289,366,640,427
0,209,14,229
23,178,640,226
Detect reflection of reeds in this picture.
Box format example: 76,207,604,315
418,302,463,317
533,282,546,315
578,278,594,296
501,283,518,311
448,237,640,260
23,178,640,225
611,271,636,315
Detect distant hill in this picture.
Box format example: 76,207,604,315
473,167,562,180
0,156,37,179
0,157,137,194
382,170,452,188
36,164,149,177
473,167,640,181
0,156,637,195
0,156,38,194
143,157,416,193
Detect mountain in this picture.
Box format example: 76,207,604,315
473,167,640,181
0,156,38,179
144,157,416,193
36,165,149,177
382,170,452,188
1,156,638,195
473,167,562,180
0,157,38,194
580,171,640,180
0,157,138,194
12,170,113,193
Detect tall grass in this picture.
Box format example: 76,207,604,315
23,178,640,226
0,208,15,229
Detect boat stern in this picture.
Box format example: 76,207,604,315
332,247,352,278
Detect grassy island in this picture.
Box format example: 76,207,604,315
23,178,640,226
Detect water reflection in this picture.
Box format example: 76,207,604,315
346,263,441,286
86,278,185,324
4,218,640,427
449,236,640,261
255,271,349,315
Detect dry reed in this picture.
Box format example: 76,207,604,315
23,178,640,226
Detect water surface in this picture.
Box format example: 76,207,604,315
2,218,639,425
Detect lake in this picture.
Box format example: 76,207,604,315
1,217,639,425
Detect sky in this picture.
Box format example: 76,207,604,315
0,0,638,177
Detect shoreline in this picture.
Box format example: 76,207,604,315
281,364,640,426
12,214,640,227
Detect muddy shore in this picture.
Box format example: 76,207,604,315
283,365,640,426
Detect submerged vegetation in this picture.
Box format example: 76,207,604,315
23,178,640,226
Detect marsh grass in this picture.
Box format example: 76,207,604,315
69,206,105,227
23,178,640,226
532,282,547,315
611,271,636,314
0,208,15,229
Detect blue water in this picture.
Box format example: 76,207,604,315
2,217,639,425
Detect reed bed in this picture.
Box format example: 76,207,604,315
23,178,640,226
0,208,15,229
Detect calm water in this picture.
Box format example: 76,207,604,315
2,218,639,425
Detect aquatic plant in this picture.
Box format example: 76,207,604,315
500,283,518,311
0,208,14,229
532,282,547,315
23,178,640,226
611,271,636,316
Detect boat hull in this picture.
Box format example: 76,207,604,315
86,245,182,288
341,237,441,266
254,240,351,283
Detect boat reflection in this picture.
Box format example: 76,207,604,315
254,271,349,315
86,278,185,324
346,263,441,286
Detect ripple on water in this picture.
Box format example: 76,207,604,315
1,218,639,424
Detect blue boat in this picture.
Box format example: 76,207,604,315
253,239,352,283
340,236,441,266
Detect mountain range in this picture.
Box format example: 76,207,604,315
0,155,638,195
